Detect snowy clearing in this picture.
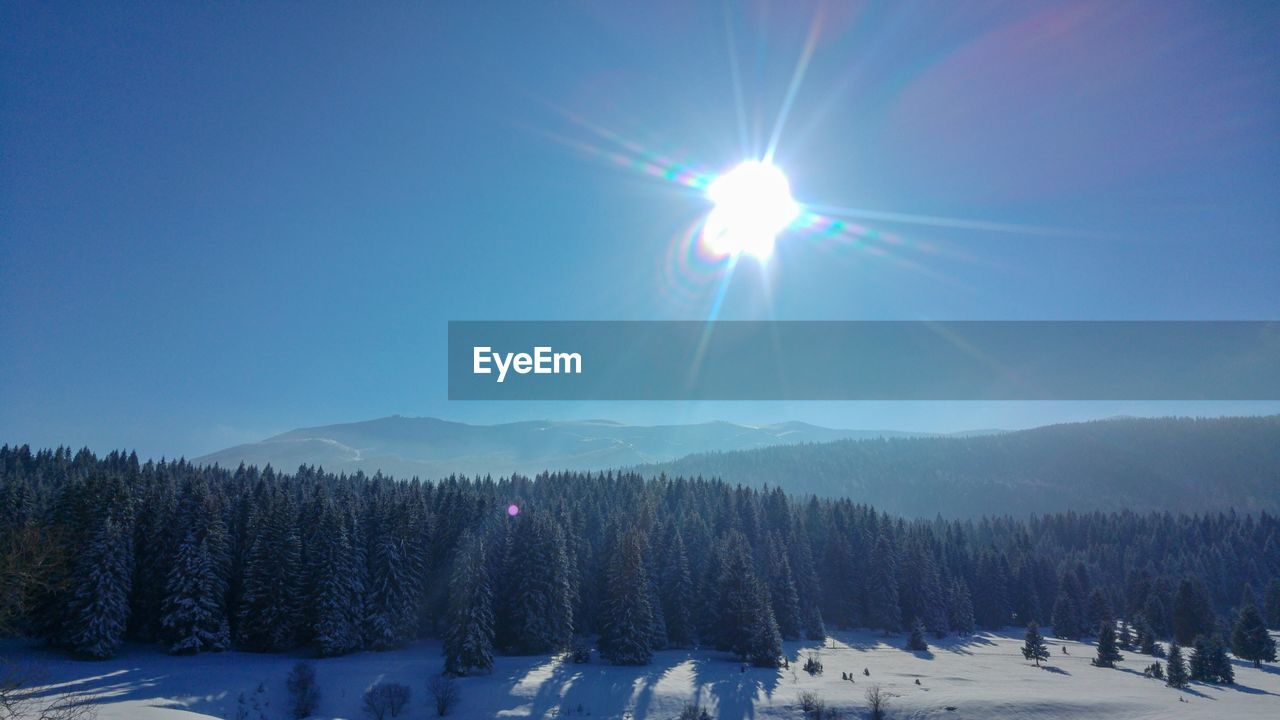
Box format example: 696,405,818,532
4,630,1278,719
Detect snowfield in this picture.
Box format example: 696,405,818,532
4,630,1278,720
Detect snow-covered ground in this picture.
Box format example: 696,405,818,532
4,630,1278,719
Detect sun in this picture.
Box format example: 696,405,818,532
702,160,800,260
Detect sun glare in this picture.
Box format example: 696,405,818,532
703,160,800,259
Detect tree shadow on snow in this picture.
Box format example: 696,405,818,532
690,655,780,720
1040,665,1070,676
1230,657,1280,677
931,633,997,656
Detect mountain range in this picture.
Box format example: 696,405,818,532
638,415,1280,517
193,415,951,479
195,414,1280,517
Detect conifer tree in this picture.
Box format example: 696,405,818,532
866,534,901,633
1165,642,1188,688
364,520,417,650
766,535,802,641
1188,634,1233,683
311,506,364,657
1172,579,1214,645
948,579,975,636
905,618,928,652
1091,622,1123,668
788,534,825,641
1022,621,1050,667
1265,578,1280,630
715,531,782,666
161,527,230,654
598,529,654,665
443,532,494,675
65,516,132,658
1135,616,1160,656
1231,588,1277,667
659,529,695,647
498,513,573,654
1143,593,1170,639
1051,591,1082,640
237,500,303,651
1118,619,1133,651
1085,588,1111,636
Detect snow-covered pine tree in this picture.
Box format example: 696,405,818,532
972,549,1012,630
1051,591,1082,640
646,575,668,652
598,528,654,665
899,539,947,639
1085,588,1111,636
905,618,928,652
1189,634,1234,684
766,532,802,641
1091,622,1123,668
497,513,573,654
1135,615,1159,656
1213,637,1235,685
1143,593,1169,639
1172,578,1214,645
866,533,901,633
237,496,304,651
443,531,494,675
1165,641,1188,688
658,528,695,647
948,578,975,636
129,479,177,642
363,505,419,651
745,581,784,667
787,529,825,641
1022,621,1050,667
161,527,230,654
715,530,782,666
1230,587,1277,667
65,515,132,658
1265,578,1280,630
311,504,364,657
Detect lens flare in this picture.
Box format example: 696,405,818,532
701,160,800,260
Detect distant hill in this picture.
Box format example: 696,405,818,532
193,416,946,479
636,416,1280,517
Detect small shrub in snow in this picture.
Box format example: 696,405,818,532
798,691,842,719
427,674,459,717
362,681,410,719
1143,661,1164,680
865,684,890,720
285,662,320,719
803,652,823,675
676,703,712,720
233,683,269,720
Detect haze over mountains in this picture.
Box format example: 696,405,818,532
193,415,943,480
640,415,1280,517
194,415,1280,518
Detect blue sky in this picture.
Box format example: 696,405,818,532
3,2,1278,458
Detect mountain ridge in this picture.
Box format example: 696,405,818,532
194,415,952,479
635,415,1280,517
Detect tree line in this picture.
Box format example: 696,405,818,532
1,444,1278,675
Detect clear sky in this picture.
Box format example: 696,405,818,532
3,2,1278,458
